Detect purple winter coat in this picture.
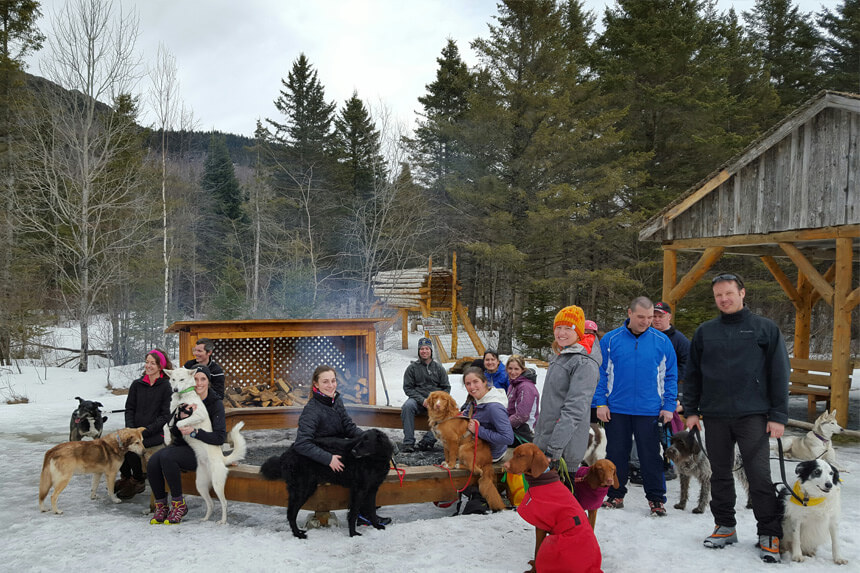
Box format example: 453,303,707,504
507,371,540,431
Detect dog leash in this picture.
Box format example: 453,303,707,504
776,438,808,506
389,457,405,487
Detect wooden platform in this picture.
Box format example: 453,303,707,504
179,463,502,510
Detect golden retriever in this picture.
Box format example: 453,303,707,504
38,427,146,514
425,390,505,511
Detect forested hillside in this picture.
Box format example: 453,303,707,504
1,0,857,369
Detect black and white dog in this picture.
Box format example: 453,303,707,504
781,459,846,564
69,397,107,441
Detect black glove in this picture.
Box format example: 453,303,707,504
548,458,560,471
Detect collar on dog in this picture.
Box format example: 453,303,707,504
177,386,197,395
790,480,825,506
813,431,829,443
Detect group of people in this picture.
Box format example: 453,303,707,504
398,273,789,564
114,272,788,563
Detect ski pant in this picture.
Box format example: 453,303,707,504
605,413,666,502
147,444,197,500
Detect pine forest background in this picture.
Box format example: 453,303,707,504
2,0,859,370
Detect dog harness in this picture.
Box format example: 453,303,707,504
789,480,825,507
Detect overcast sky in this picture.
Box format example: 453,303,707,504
25,0,835,138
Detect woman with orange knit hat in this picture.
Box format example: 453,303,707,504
533,305,601,476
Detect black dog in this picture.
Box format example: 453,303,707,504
260,429,394,538
69,396,107,441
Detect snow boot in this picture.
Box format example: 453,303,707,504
150,498,168,524
166,496,188,524
758,535,780,563
703,525,737,548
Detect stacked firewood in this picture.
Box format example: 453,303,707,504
223,378,308,408
338,369,370,404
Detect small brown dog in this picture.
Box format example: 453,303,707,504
425,390,505,511
572,459,618,528
504,443,603,573
39,427,146,514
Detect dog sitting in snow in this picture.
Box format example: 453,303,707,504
162,366,246,524
780,459,846,564
780,409,842,467
69,396,107,441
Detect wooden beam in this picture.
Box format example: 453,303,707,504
846,287,860,312
830,238,853,427
779,243,834,305
457,304,485,356
809,265,836,306
662,170,732,224
760,256,800,306
668,247,724,302
400,309,409,350
661,249,677,304
662,225,860,250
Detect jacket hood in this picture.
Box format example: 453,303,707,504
510,372,537,387
476,387,508,407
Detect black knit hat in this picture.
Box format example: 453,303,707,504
418,337,432,359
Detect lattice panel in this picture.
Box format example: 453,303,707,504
213,336,355,396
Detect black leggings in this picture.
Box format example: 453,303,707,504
146,445,197,499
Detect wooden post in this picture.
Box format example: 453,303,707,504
667,246,724,302
661,248,677,311
400,308,409,350
830,238,852,428
451,251,459,359
793,273,811,362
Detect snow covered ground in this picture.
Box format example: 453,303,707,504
1,329,858,572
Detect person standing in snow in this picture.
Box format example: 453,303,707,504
533,305,601,478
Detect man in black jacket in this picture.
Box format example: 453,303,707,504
183,338,226,400
400,338,450,452
683,274,789,564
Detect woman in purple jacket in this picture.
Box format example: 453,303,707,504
460,367,514,462
505,355,540,444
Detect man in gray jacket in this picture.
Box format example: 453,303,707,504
401,338,450,452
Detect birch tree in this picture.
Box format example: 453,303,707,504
15,0,152,371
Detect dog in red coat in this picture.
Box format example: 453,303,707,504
504,443,603,573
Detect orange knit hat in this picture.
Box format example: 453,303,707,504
553,305,585,341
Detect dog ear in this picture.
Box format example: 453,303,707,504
831,464,840,484
75,396,84,404
163,368,173,376
530,447,548,476
94,401,104,408
102,416,108,422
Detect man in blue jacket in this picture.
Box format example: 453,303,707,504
594,296,678,516
683,273,789,563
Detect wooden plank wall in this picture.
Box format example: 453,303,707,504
666,108,859,241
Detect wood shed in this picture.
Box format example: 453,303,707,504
640,91,860,426
165,319,386,406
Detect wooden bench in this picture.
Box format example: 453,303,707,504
179,462,505,521
789,357,858,421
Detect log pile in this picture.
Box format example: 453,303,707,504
372,267,457,309
223,378,308,408
338,370,370,404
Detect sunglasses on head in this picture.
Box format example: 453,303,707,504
711,273,744,288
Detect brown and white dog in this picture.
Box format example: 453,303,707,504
505,443,603,573
573,459,618,528
38,427,146,514
425,390,504,511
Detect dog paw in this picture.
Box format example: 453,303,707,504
441,461,451,469
373,523,386,530
833,557,848,565
693,507,706,514
109,496,121,504
791,554,805,562
349,530,362,537
53,509,63,515
293,530,307,539
673,503,685,510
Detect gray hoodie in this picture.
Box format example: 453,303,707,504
533,344,601,466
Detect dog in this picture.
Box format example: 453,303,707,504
781,409,843,467
780,459,846,564
425,390,505,511
69,397,107,441
162,367,247,524
572,458,618,528
504,443,602,573
38,427,146,514
665,430,712,514
260,429,394,538
582,423,607,467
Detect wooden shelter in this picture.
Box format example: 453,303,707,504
165,319,385,405
372,254,485,361
640,91,859,426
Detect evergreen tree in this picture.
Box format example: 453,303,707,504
333,91,384,202
0,0,44,365
743,0,823,108
201,133,245,223
410,39,474,196
818,0,860,93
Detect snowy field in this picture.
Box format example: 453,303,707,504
1,329,858,572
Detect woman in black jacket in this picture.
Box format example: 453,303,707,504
115,348,172,499
293,365,391,526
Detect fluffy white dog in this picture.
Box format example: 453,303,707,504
781,459,846,564
163,367,246,524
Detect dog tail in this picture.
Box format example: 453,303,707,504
477,465,506,511
223,421,247,466
259,455,285,481
38,456,52,505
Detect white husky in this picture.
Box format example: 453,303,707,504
781,409,842,466
163,367,246,525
